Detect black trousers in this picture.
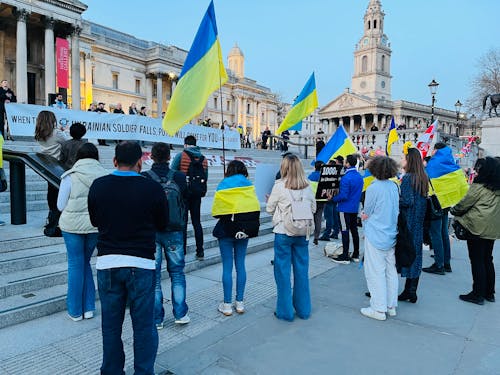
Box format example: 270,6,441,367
47,183,59,212
183,196,204,254
466,237,495,298
340,212,359,258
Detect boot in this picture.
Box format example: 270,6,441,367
399,278,418,303
44,210,62,237
398,278,412,301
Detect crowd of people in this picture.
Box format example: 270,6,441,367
2,107,498,373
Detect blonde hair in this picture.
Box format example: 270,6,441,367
34,110,57,141
280,154,309,190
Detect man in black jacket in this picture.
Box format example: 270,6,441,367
88,141,168,375
0,80,16,138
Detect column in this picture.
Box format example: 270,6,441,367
349,116,354,134
146,75,153,111
156,73,163,117
83,53,92,108
242,97,247,129
361,114,367,131
15,9,29,103
44,17,56,104
255,101,260,134
234,95,240,126
381,115,387,129
71,26,81,109
170,79,176,98
373,113,378,129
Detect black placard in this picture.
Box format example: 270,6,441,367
315,165,345,200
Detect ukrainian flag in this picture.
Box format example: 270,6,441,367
315,125,357,165
276,73,318,134
362,169,375,192
212,174,260,217
426,146,468,208
162,1,228,135
386,117,399,155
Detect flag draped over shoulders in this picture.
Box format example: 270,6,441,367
212,174,260,217
162,1,227,135
426,147,468,208
314,125,357,165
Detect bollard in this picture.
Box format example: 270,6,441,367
9,160,27,225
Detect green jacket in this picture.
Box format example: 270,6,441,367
450,183,500,240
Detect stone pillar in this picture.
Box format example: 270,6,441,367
382,115,387,129
170,79,176,98
156,73,163,117
373,113,378,129
349,116,354,134
15,9,29,103
146,76,153,111
242,97,247,129
44,18,56,105
234,95,240,126
255,101,260,134
71,26,81,109
361,114,367,131
83,53,92,108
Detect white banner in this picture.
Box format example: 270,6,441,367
5,103,241,150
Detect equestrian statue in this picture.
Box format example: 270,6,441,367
483,93,500,117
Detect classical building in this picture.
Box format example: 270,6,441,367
0,0,280,140
319,0,462,136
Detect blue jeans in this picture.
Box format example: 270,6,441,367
429,209,451,268
155,231,188,323
62,231,97,318
98,267,158,375
219,237,248,303
322,201,340,238
273,233,311,321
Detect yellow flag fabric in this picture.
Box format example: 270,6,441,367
430,169,469,209
212,186,260,217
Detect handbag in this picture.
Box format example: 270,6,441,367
395,211,416,269
452,219,474,241
425,180,443,221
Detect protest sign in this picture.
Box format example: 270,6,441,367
315,164,344,200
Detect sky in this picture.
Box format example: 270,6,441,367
82,0,499,111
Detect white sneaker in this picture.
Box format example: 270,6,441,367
360,307,386,321
83,311,94,319
156,322,164,330
235,301,245,314
387,307,397,317
68,314,83,322
218,302,233,316
174,314,191,324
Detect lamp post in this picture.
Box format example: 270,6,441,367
470,114,476,136
455,99,462,136
428,79,439,126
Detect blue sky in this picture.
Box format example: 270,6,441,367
82,0,498,111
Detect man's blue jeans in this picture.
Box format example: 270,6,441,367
155,231,188,323
62,231,97,318
429,209,451,268
218,237,249,303
97,267,158,375
273,233,311,321
322,201,340,238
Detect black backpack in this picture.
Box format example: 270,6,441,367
185,152,207,197
144,169,186,231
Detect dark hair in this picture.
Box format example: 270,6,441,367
346,154,357,167
473,157,500,191
34,110,57,141
75,142,99,162
69,122,86,140
334,155,344,164
314,161,324,171
434,142,447,150
423,156,432,163
184,135,197,146
115,141,142,167
367,156,399,180
225,160,248,177
151,142,170,163
404,148,429,196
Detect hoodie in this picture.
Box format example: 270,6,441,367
170,146,208,179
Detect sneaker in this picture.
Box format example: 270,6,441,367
156,322,164,330
330,235,339,240
459,292,484,305
235,301,245,314
444,264,452,273
318,236,330,241
0,220,6,226
83,311,94,319
331,254,350,265
485,294,496,303
350,256,360,263
387,307,397,317
68,314,83,322
218,302,233,316
196,252,204,260
313,239,318,245
174,314,190,324
360,307,386,321
422,263,445,275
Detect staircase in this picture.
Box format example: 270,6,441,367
0,141,306,328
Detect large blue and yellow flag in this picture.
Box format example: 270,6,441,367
162,1,228,135
276,73,318,134
212,174,260,217
386,117,399,155
314,125,357,165
426,146,468,209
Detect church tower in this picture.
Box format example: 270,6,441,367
228,43,244,79
351,0,392,100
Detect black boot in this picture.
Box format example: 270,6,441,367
44,210,62,237
398,278,412,301
399,278,418,303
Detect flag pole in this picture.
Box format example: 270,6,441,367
218,59,226,174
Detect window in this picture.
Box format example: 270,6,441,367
374,19,377,29
91,66,95,84
112,73,118,90
381,55,386,72
361,55,368,73
135,79,141,94
214,97,218,108
247,103,250,114
368,20,371,29
226,100,230,111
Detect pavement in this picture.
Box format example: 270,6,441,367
0,234,499,375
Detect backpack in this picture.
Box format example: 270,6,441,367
144,169,186,231
282,189,314,238
185,152,207,197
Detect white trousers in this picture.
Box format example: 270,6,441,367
363,238,398,312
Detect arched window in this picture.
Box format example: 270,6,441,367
362,55,368,73
374,19,377,29
368,20,371,29
381,55,386,72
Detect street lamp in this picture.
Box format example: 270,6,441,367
470,114,476,136
455,99,462,136
428,79,439,125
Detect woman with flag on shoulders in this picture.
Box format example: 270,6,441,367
212,160,260,316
